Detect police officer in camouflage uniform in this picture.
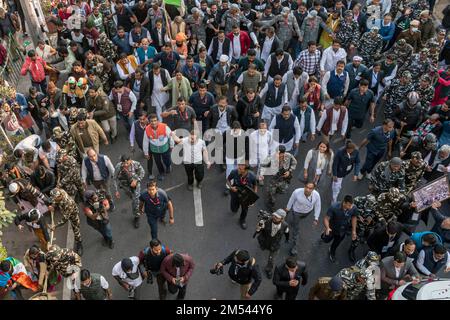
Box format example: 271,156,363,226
338,251,379,300
402,151,426,193
357,27,383,67
381,71,414,119
382,39,414,70
414,75,435,112
52,126,79,161
259,145,297,211
56,149,85,200
336,10,360,51
113,154,145,219
399,48,435,80
370,157,406,195
308,275,347,300
349,194,378,262
45,244,82,278
374,187,408,224
49,188,84,256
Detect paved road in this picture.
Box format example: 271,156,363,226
74,106,443,300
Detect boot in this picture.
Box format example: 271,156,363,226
108,239,115,249
134,217,140,229
348,247,356,263
75,241,83,256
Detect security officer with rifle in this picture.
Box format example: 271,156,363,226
254,209,290,279
114,154,145,221
259,145,297,211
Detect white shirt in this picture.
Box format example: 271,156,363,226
269,114,301,151
286,188,322,220
394,266,401,279
232,34,242,60
74,275,109,293
108,90,137,113
208,39,232,60
321,70,350,98
303,149,334,175
260,83,289,107
249,130,272,166
111,256,143,287
38,141,58,169
182,137,207,164
317,107,349,136
371,71,380,88
261,36,275,62
216,108,230,133
264,54,294,79
271,222,282,237
320,47,347,73
81,154,115,183
117,60,137,80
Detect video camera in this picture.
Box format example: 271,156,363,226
252,210,272,238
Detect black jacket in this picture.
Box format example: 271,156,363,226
206,105,238,130
194,54,215,77
257,220,289,252
150,27,168,49
273,261,307,292
257,34,282,58
14,213,50,241
128,74,151,108
332,147,360,178
222,250,262,296
367,225,402,256
30,168,56,195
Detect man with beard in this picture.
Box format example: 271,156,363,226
369,157,406,195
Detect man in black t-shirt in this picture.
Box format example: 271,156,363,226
227,164,258,229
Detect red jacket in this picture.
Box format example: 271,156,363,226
226,31,251,57
21,56,46,82
160,253,195,284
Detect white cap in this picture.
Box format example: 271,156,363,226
353,56,363,61
308,10,318,18
273,209,287,218
219,54,229,63
9,182,19,194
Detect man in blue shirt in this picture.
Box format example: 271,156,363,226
358,119,395,180
153,42,181,76
112,27,133,55
323,195,357,263
138,181,174,236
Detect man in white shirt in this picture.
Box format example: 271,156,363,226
316,97,349,142
282,66,309,109
294,97,317,143
259,27,276,63
285,182,321,256
81,148,116,209
320,40,347,77
173,130,211,190
259,75,289,123
230,26,242,61
149,63,171,121
112,257,144,300
249,121,273,184
208,31,232,63
321,61,350,107
269,105,301,153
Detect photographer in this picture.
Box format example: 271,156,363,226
273,257,308,300
260,145,297,211
112,257,145,300
160,253,195,300
138,239,172,300
213,250,262,300
82,190,114,249
255,209,290,279
114,154,145,223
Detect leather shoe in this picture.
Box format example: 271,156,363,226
109,240,115,249
187,184,193,191
75,242,83,256
197,181,203,189
265,269,273,279
329,252,336,263
348,249,356,263
134,217,140,229
240,221,247,230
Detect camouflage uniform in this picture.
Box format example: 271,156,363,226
402,151,426,194
399,52,434,80
113,160,145,217
45,244,82,278
382,77,415,119
349,194,378,260
370,160,406,195
308,277,347,300
50,188,83,254
99,3,117,39
382,40,414,69
337,265,375,300
336,19,360,50
52,127,79,161
414,80,435,112
259,152,297,210
98,33,118,63
357,31,383,67
56,149,84,199
374,187,408,223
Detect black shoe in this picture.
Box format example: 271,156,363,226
197,181,203,189
187,184,193,191
148,174,155,180
134,217,140,229
224,188,230,196
240,220,247,230
101,238,108,247
265,269,273,279
274,293,283,300
75,242,83,256
348,249,356,263
165,166,172,174
157,174,165,181
160,217,167,226
289,248,297,257
329,251,336,263
220,164,226,172
109,240,115,249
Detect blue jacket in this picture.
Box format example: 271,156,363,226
112,33,132,55
376,19,396,42
411,231,443,251
332,147,360,178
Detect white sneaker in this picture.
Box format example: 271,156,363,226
357,173,364,180
366,173,372,180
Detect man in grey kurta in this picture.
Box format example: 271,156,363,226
299,10,333,50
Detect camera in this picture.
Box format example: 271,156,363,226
128,286,135,299
209,264,224,276
146,272,154,284
253,210,272,238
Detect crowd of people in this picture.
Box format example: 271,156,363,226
0,0,450,300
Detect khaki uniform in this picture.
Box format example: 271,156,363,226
308,277,347,300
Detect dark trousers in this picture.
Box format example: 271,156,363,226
146,214,164,239
167,283,187,300
230,192,249,222
276,287,299,300
119,113,135,133
330,233,346,256
31,78,47,94
346,117,365,138
184,163,204,185
148,150,172,175
360,149,385,174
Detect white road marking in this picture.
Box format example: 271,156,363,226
62,225,74,300
165,182,185,192
193,186,204,227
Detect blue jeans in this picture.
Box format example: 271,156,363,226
360,149,385,174
119,113,135,133
146,213,165,239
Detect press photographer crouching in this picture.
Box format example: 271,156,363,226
212,250,262,300
82,189,114,249
254,209,290,279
